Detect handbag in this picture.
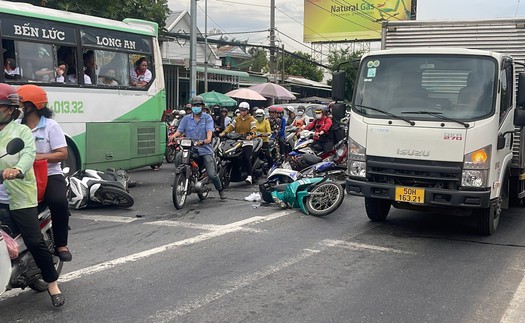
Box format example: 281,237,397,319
0,229,19,259
33,159,48,202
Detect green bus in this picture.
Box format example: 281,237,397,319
0,1,166,172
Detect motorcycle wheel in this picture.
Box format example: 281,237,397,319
165,146,177,163
305,182,345,216
94,186,134,208
197,182,209,200
172,173,187,209
219,164,231,189
29,230,63,292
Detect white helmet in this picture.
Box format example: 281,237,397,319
235,109,240,115
255,109,264,117
286,106,295,114
179,110,186,116
238,101,250,110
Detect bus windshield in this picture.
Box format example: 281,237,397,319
353,55,497,121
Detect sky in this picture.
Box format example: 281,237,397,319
167,0,525,54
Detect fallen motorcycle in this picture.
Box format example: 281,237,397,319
268,161,346,216
66,168,134,209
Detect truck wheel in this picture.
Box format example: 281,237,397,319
474,201,500,235
365,197,391,221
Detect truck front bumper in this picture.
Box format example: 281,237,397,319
346,178,491,208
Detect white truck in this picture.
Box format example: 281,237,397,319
344,18,525,234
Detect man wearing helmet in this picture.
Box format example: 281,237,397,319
0,83,65,307
268,106,286,156
305,106,333,152
254,108,273,167
18,84,72,263
285,106,296,127
219,101,257,185
292,105,309,129
172,96,225,199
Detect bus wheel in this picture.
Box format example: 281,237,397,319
63,146,78,174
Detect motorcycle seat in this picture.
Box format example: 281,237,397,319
273,184,288,192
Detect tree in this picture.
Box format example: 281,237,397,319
24,0,170,31
327,47,363,101
278,51,323,82
236,48,268,73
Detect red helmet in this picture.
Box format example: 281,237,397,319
0,83,19,107
268,106,278,113
276,106,284,113
17,84,48,110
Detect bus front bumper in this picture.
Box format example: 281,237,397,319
346,178,491,208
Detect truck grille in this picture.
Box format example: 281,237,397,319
366,156,462,190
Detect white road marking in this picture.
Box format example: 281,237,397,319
500,272,525,323
145,220,262,233
323,239,416,255
59,211,292,283
73,214,139,223
151,245,326,321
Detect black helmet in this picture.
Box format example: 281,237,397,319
191,96,204,105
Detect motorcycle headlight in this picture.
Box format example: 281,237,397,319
461,145,490,188
348,137,366,177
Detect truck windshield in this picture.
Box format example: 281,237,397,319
353,55,497,121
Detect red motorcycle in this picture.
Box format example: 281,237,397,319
165,124,179,163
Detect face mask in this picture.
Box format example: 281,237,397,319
315,113,323,120
297,111,304,116
256,116,264,122
192,106,202,114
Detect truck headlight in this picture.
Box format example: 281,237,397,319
461,145,490,187
348,137,366,177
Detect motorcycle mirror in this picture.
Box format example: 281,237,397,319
4,138,24,156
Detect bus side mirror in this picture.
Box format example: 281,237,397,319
332,71,346,101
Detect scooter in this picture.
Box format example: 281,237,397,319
165,124,179,163
270,161,346,216
217,132,266,188
0,138,63,296
172,138,210,209
66,168,134,209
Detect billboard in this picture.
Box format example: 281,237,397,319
304,0,415,43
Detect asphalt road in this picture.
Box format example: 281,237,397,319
2,162,525,322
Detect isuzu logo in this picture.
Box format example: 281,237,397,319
397,149,430,157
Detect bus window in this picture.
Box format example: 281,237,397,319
129,55,152,88
82,49,97,84
17,41,54,82
95,50,129,86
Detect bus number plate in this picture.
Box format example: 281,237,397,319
395,187,424,204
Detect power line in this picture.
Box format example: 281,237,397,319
274,6,332,44
214,0,269,8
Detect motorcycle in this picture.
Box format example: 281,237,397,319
0,138,63,296
165,124,179,163
66,168,134,209
172,138,210,209
217,132,266,188
270,161,346,216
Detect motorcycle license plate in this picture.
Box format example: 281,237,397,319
395,186,424,204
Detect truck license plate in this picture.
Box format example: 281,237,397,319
395,187,424,204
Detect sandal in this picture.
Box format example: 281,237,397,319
48,290,65,307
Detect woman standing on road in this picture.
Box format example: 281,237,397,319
17,84,72,263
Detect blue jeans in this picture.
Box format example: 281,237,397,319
175,152,222,191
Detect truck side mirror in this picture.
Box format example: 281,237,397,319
332,71,346,101
517,73,525,107
331,103,346,122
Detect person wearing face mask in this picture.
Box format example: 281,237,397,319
171,96,225,199
253,108,273,168
291,105,309,130
219,102,257,185
305,106,333,152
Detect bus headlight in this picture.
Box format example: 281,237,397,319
348,137,366,178
461,145,490,188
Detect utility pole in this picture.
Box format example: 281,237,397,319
204,0,209,93
189,0,198,99
269,0,276,83
281,44,285,85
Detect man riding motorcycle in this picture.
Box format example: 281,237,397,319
305,106,333,152
172,96,225,199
